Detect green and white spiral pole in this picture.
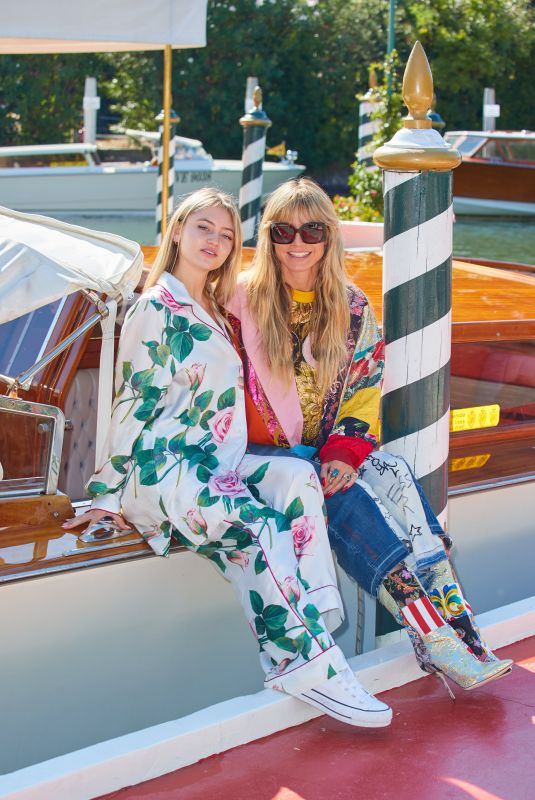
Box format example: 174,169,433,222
357,71,380,167
374,42,461,527
239,86,272,247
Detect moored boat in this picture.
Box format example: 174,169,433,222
0,208,534,798
0,139,304,216
444,130,535,217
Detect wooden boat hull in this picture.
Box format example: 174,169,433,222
453,159,535,216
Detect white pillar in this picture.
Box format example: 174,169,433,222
83,77,100,145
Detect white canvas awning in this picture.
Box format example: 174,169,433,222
0,0,208,52
0,207,143,325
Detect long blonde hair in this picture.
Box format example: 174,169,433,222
247,178,350,394
145,188,242,318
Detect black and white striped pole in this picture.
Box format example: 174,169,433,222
374,42,461,528
156,107,180,245
357,70,380,167
239,86,272,246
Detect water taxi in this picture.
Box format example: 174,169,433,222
444,130,535,217
0,139,304,215
0,208,533,798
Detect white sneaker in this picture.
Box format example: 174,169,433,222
298,667,392,728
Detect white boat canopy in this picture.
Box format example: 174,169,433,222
0,0,207,52
0,207,143,325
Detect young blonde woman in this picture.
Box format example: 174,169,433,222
62,188,392,728
227,177,512,693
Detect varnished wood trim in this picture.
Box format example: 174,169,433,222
449,421,535,449
452,320,535,343
455,257,535,275
0,493,74,530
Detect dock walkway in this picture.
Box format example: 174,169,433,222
100,637,535,800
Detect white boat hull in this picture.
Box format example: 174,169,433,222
0,161,304,215
453,196,535,217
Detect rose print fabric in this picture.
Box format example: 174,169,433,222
87,273,347,693
175,452,347,693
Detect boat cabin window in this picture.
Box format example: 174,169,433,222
0,299,65,379
0,153,89,168
451,340,535,429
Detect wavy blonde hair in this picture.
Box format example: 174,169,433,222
247,178,350,394
144,188,242,319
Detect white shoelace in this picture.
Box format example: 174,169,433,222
336,668,371,701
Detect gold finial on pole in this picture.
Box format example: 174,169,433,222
402,41,433,129
240,84,272,129
373,40,460,171
253,86,262,110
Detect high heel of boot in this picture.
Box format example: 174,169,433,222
422,626,513,691
434,671,456,701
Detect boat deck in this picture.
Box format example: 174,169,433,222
99,636,535,800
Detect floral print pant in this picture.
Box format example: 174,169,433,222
173,454,348,695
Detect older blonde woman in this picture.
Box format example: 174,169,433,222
227,177,512,692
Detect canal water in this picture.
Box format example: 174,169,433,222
54,214,534,265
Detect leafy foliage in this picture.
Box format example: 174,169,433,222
1,0,532,180
335,50,403,221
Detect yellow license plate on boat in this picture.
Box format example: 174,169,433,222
450,404,500,432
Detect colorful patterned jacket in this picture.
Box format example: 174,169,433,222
226,278,385,470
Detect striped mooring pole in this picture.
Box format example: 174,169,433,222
374,42,461,528
239,85,272,246
156,107,180,245
357,70,381,167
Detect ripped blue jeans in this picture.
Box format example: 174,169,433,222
248,444,447,597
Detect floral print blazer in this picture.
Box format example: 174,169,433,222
88,272,250,557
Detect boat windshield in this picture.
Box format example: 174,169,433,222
0,300,65,380
444,134,485,156
479,139,535,163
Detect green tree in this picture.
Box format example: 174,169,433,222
399,0,535,132
0,53,112,145
104,0,389,175
334,50,403,222
1,0,533,176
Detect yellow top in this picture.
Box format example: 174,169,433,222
290,288,322,445
291,288,315,303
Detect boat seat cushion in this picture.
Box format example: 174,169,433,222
59,367,98,501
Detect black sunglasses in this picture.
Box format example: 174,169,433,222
269,221,327,245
